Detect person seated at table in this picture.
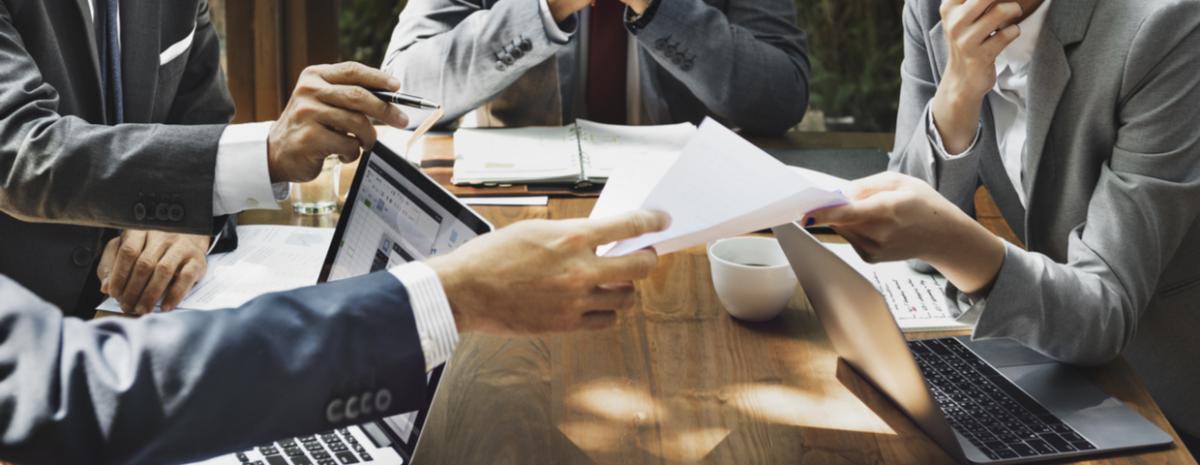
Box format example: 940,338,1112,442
0,1,669,462
805,0,1200,453
381,0,810,134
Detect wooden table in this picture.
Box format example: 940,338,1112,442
238,135,1195,465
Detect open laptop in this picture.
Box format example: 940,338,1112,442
772,223,1172,464
193,141,493,465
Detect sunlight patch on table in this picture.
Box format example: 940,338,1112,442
729,383,896,435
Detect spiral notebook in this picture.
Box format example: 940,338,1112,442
451,120,696,189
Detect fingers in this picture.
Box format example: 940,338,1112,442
106,230,147,300
118,234,168,314
592,249,658,282
310,128,363,165
962,2,1022,48
316,62,402,92
587,210,671,246
316,84,409,130
314,102,378,152
162,259,205,312
980,24,1021,58
843,172,907,201
97,237,120,292
134,244,188,314
579,310,618,330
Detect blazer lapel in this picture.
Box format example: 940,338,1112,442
1023,0,1098,208
73,0,107,122
119,0,161,123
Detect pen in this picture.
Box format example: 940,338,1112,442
369,89,442,110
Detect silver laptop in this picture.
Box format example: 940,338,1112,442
772,223,1172,464
193,141,493,465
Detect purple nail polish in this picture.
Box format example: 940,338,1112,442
805,218,816,227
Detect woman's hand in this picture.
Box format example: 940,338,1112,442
805,173,1006,295
932,0,1023,154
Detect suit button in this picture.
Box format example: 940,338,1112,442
168,204,184,222
655,37,669,50
501,55,515,65
496,63,507,72
681,62,693,71
520,38,533,52
671,55,682,65
71,246,94,267
133,202,147,221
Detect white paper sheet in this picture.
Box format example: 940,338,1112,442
822,242,972,332
591,119,849,256
97,225,335,313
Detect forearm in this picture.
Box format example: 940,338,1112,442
381,0,569,126
0,272,426,465
631,0,809,134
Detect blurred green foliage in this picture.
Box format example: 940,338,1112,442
338,0,906,131
795,0,905,132
340,0,408,66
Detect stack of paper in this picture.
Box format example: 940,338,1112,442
591,119,849,256
97,225,335,313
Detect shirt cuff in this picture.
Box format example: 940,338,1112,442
926,108,982,159
538,0,577,44
213,121,284,215
389,261,460,372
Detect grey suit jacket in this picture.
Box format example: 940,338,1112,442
383,0,809,135
893,0,1200,436
0,272,428,464
0,0,236,315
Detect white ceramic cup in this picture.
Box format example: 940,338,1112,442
707,236,798,322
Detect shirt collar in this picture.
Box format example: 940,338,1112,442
995,0,1053,75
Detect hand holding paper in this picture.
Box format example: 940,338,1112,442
590,119,849,256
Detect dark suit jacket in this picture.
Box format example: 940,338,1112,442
0,0,236,315
0,271,429,465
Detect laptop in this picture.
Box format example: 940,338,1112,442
192,141,493,465
772,223,1172,464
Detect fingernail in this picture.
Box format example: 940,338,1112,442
135,305,146,314
805,218,816,227
388,77,403,90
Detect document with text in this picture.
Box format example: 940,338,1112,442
97,225,334,313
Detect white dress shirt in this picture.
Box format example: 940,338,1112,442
90,1,460,372
928,0,1053,208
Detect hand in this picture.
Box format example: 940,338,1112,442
268,62,411,183
547,0,590,22
426,210,670,335
97,230,211,314
805,173,1005,294
931,0,1023,154
620,0,651,15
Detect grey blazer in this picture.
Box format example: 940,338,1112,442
893,0,1200,436
0,272,428,465
0,0,235,314
383,0,809,135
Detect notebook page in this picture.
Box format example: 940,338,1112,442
451,126,581,184
576,120,695,180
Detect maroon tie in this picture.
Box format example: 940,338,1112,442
585,2,628,124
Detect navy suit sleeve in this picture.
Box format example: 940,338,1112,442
0,272,428,465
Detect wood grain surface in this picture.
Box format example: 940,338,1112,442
161,133,1197,464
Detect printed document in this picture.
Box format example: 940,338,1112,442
452,120,695,185
97,225,334,313
822,242,973,332
590,118,849,257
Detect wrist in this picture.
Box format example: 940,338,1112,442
931,86,983,155
425,255,474,333
924,215,1006,295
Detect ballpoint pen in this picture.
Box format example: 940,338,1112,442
368,89,442,110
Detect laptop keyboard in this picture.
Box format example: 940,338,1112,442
909,338,1097,460
235,428,374,465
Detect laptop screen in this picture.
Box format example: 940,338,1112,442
318,141,492,459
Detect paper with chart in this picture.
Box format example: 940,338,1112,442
822,242,973,332
451,120,695,185
590,118,850,257
97,225,334,313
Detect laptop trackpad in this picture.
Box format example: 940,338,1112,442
1000,363,1172,449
